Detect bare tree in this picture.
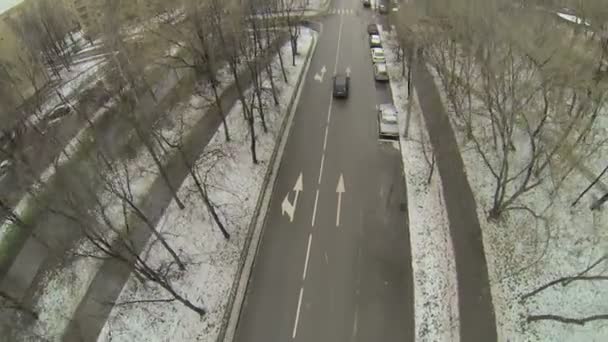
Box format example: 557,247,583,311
101,0,185,210
154,109,231,240
210,0,259,164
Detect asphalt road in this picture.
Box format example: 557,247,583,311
235,1,414,341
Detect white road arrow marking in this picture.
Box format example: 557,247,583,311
314,65,327,82
346,66,351,77
336,173,345,227
281,172,304,222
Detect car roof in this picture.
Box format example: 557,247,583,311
371,34,380,39
334,74,348,84
379,103,397,114
372,47,384,53
375,63,387,71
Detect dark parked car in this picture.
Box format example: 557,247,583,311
333,74,350,98
363,0,371,7
367,23,379,35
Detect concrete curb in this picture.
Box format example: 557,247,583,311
218,32,318,342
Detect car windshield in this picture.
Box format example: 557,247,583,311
382,114,398,124
335,76,346,86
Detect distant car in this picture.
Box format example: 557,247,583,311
377,104,399,139
369,34,382,47
373,63,389,81
371,47,386,63
363,0,371,7
367,23,379,35
379,3,388,14
44,105,74,126
0,159,12,181
333,74,350,98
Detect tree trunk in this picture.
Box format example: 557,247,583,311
189,167,230,239
211,80,230,142
118,191,186,271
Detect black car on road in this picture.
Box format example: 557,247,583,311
333,74,350,98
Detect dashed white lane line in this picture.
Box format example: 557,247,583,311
318,154,325,184
351,306,359,341
323,124,329,151
302,233,312,280
293,287,304,339
311,189,320,227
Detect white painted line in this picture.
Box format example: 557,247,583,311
351,306,359,340
303,234,312,280
293,287,304,339
336,174,345,227
324,251,329,264
311,189,320,227
323,126,329,151
318,153,325,185
333,14,345,73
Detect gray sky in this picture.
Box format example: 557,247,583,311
0,0,23,14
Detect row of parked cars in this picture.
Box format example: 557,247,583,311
330,15,399,140
367,24,389,82
367,23,399,140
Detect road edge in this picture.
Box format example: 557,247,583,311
219,31,318,342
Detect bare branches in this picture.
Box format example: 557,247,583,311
527,314,608,326
521,255,607,301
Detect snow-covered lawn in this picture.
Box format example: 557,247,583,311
17,64,242,341
426,56,608,341
382,28,460,342
94,29,314,342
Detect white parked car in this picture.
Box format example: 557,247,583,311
377,104,399,139
369,34,382,47
373,63,389,81
371,47,386,63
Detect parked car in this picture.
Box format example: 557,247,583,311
371,47,386,63
373,63,389,81
44,105,74,127
379,3,388,14
367,23,379,35
377,104,399,139
0,159,12,182
363,0,371,7
333,74,350,98
369,34,382,47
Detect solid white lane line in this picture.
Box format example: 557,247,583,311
333,15,345,74
324,252,329,264
318,154,325,185
303,233,312,280
293,287,304,339
311,189,320,227
323,126,329,151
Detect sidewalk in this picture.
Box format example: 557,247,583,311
411,57,498,341
61,35,288,342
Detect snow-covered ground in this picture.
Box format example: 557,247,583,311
382,28,460,342
93,29,314,342
15,63,241,341
426,54,608,341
